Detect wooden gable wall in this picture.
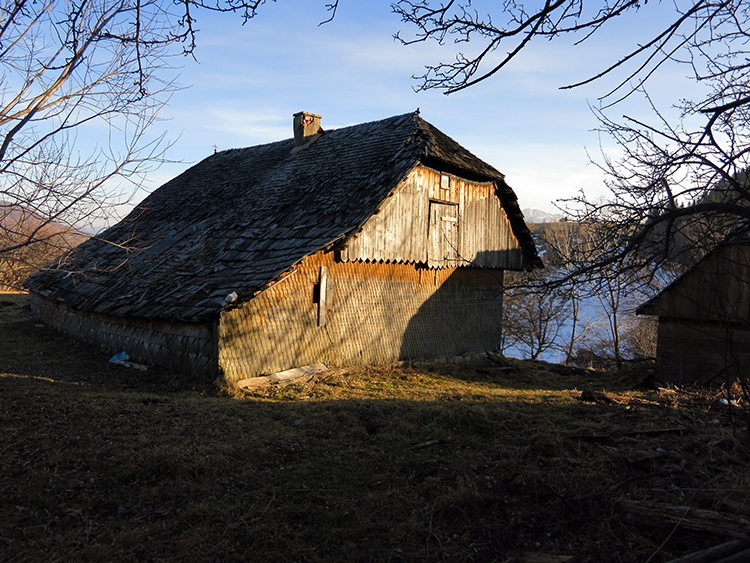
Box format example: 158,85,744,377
641,242,750,323
339,166,527,270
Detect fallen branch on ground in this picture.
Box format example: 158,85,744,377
664,539,750,563
618,500,750,540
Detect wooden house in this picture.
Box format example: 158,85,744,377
24,111,541,383
637,236,750,386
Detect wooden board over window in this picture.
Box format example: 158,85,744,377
440,174,451,200
428,201,459,268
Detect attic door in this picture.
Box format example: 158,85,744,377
428,201,459,268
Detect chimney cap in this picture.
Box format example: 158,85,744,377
293,111,322,119
293,112,323,149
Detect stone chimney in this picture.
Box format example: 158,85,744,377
293,111,322,147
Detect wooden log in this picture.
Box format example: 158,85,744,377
520,553,574,563
624,427,689,437
664,540,750,563
273,363,327,383
618,500,750,540
713,548,750,563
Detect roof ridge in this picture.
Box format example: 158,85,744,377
25,111,540,321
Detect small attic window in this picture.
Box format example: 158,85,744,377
440,174,450,197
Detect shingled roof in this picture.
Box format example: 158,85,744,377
25,111,540,322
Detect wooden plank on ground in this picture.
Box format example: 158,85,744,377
236,363,328,389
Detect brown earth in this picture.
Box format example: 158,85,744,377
1,292,748,562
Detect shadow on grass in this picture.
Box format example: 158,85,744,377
3,292,647,396
3,294,745,562
0,293,215,393
0,369,734,563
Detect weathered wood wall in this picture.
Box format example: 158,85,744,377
29,295,218,377
340,166,527,269
641,243,750,323
656,317,750,386
219,250,504,380
639,242,750,385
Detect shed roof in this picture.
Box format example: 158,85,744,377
25,111,540,322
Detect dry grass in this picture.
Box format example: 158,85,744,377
1,293,749,562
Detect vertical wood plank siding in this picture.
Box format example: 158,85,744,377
639,243,750,386
29,295,218,376
219,250,504,380
656,317,750,386
341,166,527,269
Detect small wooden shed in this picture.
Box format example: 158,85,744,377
25,111,541,383
637,236,750,386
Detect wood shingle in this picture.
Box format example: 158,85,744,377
26,111,540,323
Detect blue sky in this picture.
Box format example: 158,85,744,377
131,0,702,216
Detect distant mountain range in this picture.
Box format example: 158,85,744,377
522,208,563,223
1,203,89,289
0,204,88,244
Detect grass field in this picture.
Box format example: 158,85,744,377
1,293,748,562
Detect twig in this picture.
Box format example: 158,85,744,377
426,499,446,562
645,505,690,563
650,488,749,493
409,439,440,450
572,427,689,442
701,470,734,488
569,468,683,503
250,492,276,523
625,427,689,437
660,387,704,397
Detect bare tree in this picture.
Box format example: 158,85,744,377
392,0,728,97
540,221,598,363
502,271,570,360
562,88,750,285
0,0,283,286
592,270,635,369
621,314,657,360
388,1,750,274
535,219,658,368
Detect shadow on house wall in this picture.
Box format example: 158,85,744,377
399,250,508,361
219,250,511,379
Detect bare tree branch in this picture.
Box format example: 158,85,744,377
0,0,280,288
